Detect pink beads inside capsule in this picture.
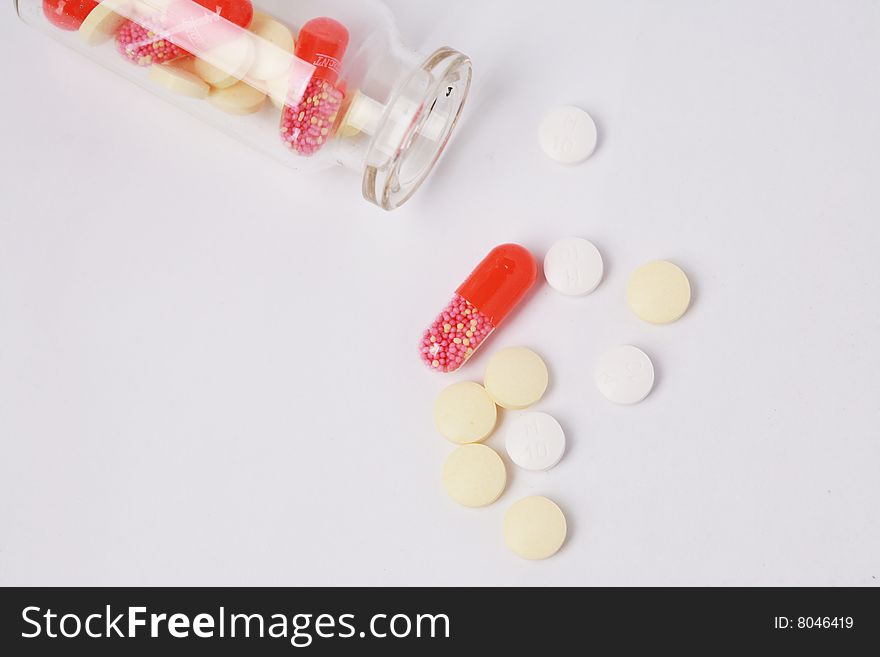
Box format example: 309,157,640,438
115,19,185,67
280,78,344,156
420,295,494,373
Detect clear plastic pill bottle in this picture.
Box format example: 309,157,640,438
14,0,472,209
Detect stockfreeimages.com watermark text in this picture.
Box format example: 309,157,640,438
22,606,450,647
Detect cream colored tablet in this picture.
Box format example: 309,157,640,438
433,382,497,445
627,260,692,324
335,91,368,138
208,81,266,115
132,0,174,16
266,74,290,108
248,12,295,81
150,60,210,99
503,496,567,560
79,0,129,46
195,36,255,89
484,347,549,410
266,59,318,109
194,59,240,90
442,444,506,508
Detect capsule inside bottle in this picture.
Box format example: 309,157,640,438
420,244,537,373
280,17,350,156
18,0,474,210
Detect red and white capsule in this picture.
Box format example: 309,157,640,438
280,17,349,156
420,244,537,373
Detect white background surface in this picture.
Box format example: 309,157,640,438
1,0,878,586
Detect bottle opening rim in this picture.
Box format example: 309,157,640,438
362,47,472,211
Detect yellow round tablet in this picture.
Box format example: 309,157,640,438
627,260,692,324
335,90,365,138
248,11,296,81
79,0,128,47
150,60,210,99
442,444,506,508
266,73,290,109
208,82,266,116
433,382,497,445
194,36,255,89
484,347,549,410
194,58,240,90
503,496,567,560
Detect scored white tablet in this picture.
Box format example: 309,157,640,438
595,345,655,405
544,237,604,296
538,106,598,164
505,412,566,471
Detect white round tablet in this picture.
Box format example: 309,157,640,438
433,381,498,445
595,345,655,405
544,237,604,296
503,496,567,560
538,106,598,164
505,412,566,471
442,444,507,508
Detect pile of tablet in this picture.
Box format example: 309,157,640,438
434,346,568,561
431,232,693,560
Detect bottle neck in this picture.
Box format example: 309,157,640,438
352,47,471,211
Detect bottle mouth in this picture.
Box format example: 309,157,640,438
361,47,472,211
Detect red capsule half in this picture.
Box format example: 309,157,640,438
295,17,350,85
420,244,537,373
